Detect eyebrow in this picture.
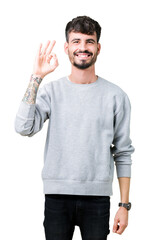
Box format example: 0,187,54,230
71,38,96,43
71,38,80,42
86,39,96,43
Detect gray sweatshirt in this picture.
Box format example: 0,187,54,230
14,76,135,196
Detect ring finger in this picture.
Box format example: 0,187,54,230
42,40,51,55
46,40,56,56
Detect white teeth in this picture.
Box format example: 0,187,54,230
77,54,89,58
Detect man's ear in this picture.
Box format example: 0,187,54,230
97,43,101,55
64,42,69,55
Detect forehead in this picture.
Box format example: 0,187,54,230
68,31,97,42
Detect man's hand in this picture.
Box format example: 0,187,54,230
33,40,59,79
113,207,128,235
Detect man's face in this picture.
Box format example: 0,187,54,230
64,32,101,70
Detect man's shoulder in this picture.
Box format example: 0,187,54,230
99,76,128,97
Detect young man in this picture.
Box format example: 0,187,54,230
14,16,135,240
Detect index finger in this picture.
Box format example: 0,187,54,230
46,40,56,55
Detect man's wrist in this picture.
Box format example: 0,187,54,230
31,73,43,84
118,202,131,211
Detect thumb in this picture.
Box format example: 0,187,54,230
47,54,53,64
49,53,59,70
113,217,119,233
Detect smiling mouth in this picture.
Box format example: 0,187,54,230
75,53,92,59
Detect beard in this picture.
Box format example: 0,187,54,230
73,59,96,69
68,49,98,70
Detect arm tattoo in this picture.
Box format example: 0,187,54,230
22,74,43,104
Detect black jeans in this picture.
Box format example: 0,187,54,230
43,194,110,240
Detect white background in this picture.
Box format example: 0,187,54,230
0,0,148,239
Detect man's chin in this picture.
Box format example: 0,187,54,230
73,62,92,70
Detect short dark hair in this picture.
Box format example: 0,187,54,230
65,16,102,43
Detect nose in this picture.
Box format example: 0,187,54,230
79,41,87,51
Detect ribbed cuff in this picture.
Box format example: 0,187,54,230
116,163,131,178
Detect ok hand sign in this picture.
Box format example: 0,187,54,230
33,40,59,79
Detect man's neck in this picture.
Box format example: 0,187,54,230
68,65,98,84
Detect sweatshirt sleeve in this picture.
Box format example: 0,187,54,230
14,84,51,137
111,94,135,178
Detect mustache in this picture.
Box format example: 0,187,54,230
74,50,93,56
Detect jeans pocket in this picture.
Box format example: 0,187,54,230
92,196,110,203
45,195,66,212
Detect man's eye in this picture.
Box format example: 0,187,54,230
73,41,79,43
